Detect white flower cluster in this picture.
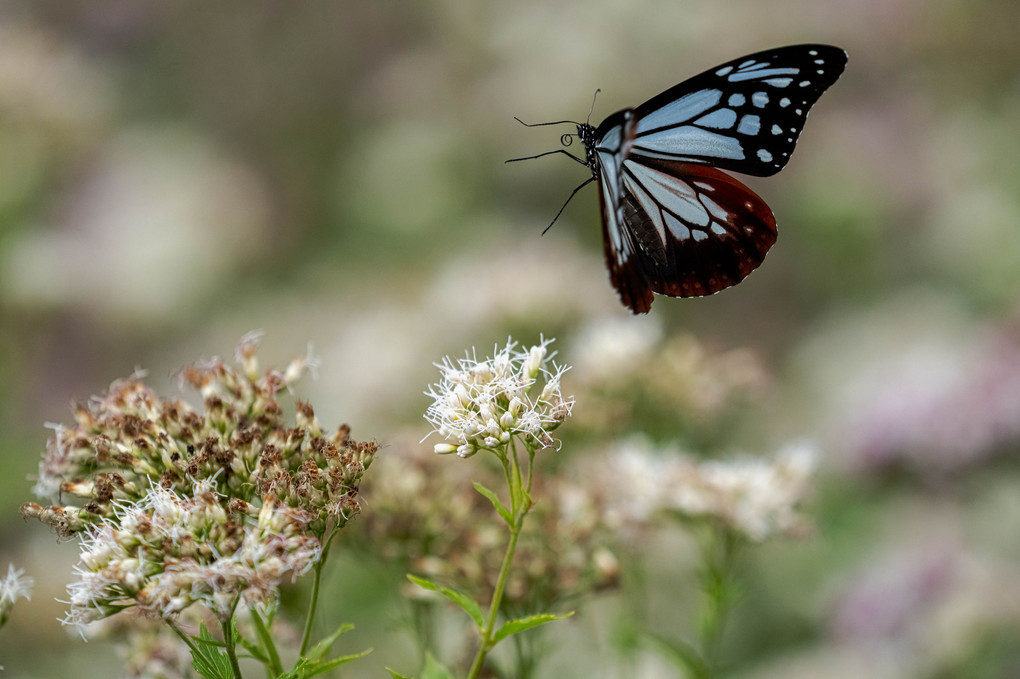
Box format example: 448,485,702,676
0,564,33,627
63,479,320,635
424,338,574,457
604,438,817,541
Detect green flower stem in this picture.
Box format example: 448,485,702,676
696,525,740,678
466,439,530,679
169,622,215,676
300,529,338,657
411,597,436,662
222,616,244,679
250,607,283,676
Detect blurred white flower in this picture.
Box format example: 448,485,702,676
424,337,574,457
0,22,114,213
424,233,618,325
602,437,817,541
571,315,663,383
0,563,34,627
1,126,271,322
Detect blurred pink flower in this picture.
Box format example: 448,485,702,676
830,543,956,643
842,324,1020,474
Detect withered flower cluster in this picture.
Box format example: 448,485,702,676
21,332,377,631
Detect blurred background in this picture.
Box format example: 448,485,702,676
2,0,1020,677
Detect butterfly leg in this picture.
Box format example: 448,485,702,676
505,149,589,166
542,176,595,235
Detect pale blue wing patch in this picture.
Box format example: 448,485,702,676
694,108,738,129
633,126,745,160
737,115,760,136
635,89,721,134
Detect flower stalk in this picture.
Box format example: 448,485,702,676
466,440,534,679
696,525,741,678
301,529,338,656
418,338,575,679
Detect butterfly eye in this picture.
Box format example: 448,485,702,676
560,133,574,147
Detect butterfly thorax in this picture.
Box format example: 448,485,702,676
576,123,599,176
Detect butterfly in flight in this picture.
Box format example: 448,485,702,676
508,44,847,313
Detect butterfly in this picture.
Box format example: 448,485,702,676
509,44,847,313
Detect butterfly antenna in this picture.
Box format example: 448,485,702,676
586,88,601,125
514,116,581,127
542,176,595,235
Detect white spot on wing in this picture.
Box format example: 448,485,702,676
779,97,791,107
693,181,714,191
728,93,745,107
693,229,708,241
757,149,773,162
716,66,733,76
764,78,793,87
711,223,727,236
771,124,782,135
752,91,769,108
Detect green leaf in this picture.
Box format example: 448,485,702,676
280,624,365,679
473,481,513,526
279,647,371,679
304,622,355,662
643,631,705,676
406,574,485,629
189,624,234,679
421,652,454,679
386,669,415,679
491,611,574,645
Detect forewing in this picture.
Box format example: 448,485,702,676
624,44,846,177
618,158,777,298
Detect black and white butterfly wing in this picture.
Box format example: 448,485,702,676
594,44,844,312
596,113,777,313
628,44,847,177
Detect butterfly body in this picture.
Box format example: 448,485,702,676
519,44,847,314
